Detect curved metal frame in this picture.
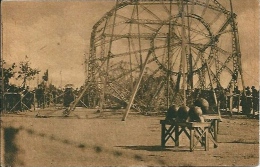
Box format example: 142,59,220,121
63,0,245,117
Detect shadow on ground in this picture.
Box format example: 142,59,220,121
116,145,192,152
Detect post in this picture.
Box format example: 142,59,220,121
122,49,153,121
229,81,234,115
238,92,241,112
206,61,221,118
161,123,166,147
214,119,218,148
190,128,194,152
0,127,4,165
0,10,4,114
181,0,187,105
101,0,119,112
167,0,172,109
175,125,179,146
205,127,209,151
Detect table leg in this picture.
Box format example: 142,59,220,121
205,127,209,151
175,125,179,146
190,128,194,152
214,120,218,148
161,123,166,147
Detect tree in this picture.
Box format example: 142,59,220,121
1,60,16,90
42,69,48,81
16,60,40,88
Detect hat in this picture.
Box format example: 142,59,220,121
246,86,250,90
251,86,255,89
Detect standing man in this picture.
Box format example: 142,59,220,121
251,86,258,116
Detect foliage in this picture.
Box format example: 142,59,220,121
16,61,40,88
42,70,48,81
1,60,16,89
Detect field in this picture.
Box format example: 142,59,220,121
1,108,259,166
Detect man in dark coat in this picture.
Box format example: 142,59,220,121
251,86,258,116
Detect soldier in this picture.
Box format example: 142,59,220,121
251,86,258,116
240,87,252,116
233,86,240,110
246,86,252,115
63,87,74,107
224,88,230,112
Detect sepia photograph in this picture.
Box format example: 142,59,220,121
0,0,259,166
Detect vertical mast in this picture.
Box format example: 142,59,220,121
136,1,143,71
101,0,119,111
167,0,173,108
181,0,186,105
229,0,245,92
186,3,193,90
0,6,4,112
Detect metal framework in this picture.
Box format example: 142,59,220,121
64,0,245,118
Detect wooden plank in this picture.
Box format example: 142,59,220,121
205,128,209,151
175,125,179,146
161,123,166,147
190,128,194,152
213,119,218,148
165,126,175,143
203,115,221,120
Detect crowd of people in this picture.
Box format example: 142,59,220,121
202,85,259,116
1,84,259,117
240,86,259,116
1,84,82,113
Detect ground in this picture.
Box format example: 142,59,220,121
1,108,259,166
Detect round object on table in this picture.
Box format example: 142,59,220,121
165,105,179,120
194,98,209,114
189,106,203,122
177,105,190,122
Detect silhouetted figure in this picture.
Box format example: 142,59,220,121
233,86,240,109
245,86,252,114
251,86,258,115
63,88,75,107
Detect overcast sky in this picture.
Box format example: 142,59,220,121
2,0,259,88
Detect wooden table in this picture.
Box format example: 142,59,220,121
160,116,221,151
203,115,221,148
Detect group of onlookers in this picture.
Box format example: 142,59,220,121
217,86,259,116
1,84,259,117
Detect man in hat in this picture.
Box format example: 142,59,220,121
251,86,258,116
241,86,252,116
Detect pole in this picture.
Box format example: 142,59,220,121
0,6,4,113
229,0,245,93
206,61,221,117
167,0,172,109
122,49,153,121
181,0,186,106
186,4,193,90
101,0,119,112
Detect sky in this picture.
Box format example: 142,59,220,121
2,0,259,88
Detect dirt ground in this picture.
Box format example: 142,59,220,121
1,108,259,166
